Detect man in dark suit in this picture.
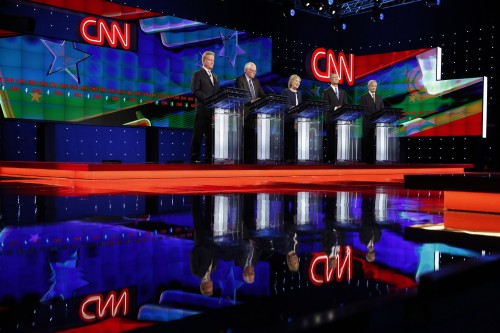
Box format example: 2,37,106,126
322,72,348,164
359,80,384,164
190,50,220,164
235,62,266,164
236,62,266,104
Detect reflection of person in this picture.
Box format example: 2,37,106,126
282,231,299,272
190,195,217,296
359,223,381,263
322,72,348,164
359,80,384,164
322,227,346,269
235,239,264,284
281,74,303,163
236,62,266,164
190,51,220,164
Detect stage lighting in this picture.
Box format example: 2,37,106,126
328,0,334,5
316,1,326,13
283,0,296,17
302,0,312,8
333,18,346,32
328,3,339,16
426,0,441,7
371,5,383,22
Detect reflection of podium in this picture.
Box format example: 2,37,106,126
248,95,289,164
370,107,405,164
288,100,330,164
212,194,244,245
330,104,366,164
204,88,251,164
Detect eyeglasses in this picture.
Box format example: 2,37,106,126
246,68,257,73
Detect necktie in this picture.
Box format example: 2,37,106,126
371,93,375,101
334,87,338,99
208,71,214,85
249,79,256,99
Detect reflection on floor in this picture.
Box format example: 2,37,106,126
1,169,500,332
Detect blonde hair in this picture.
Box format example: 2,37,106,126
288,74,301,88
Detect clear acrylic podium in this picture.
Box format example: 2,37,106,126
330,104,366,164
288,100,330,164
370,107,405,164
248,95,289,164
204,88,251,164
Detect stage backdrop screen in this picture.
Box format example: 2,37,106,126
0,1,486,138
0,9,272,129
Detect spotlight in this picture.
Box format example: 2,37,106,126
302,0,312,8
426,0,441,7
317,1,326,13
328,4,339,16
283,0,296,17
371,5,383,22
333,18,346,32
327,0,334,5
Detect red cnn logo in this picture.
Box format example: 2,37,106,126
80,17,130,50
79,288,129,322
308,246,352,286
310,48,355,86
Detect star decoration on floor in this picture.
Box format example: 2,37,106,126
40,250,90,303
41,39,92,84
218,31,245,68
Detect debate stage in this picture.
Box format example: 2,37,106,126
0,161,473,194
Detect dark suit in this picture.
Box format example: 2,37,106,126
322,85,348,164
236,74,266,164
190,67,220,163
281,88,303,163
359,93,384,163
236,74,266,101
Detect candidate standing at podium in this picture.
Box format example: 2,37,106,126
236,62,266,164
322,72,348,164
281,74,302,163
190,51,220,164
359,80,384,164
236,62,266,105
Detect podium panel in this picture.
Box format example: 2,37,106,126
330,105,365,164
288,101,330,164
205,88,251,164
248,95,289,164
336,120,361,163
371,107,405,164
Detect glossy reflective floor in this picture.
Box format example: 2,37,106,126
1,179,499,333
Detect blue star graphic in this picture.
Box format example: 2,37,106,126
41,39,92,84
217,265,244,305
218,31,245,68
40,250,90,304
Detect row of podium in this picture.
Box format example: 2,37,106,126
204,88,405,165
